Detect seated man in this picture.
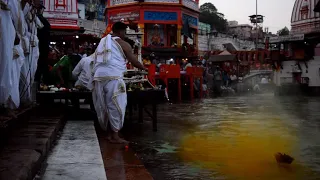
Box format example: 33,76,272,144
72,54,95,89
51,47,82,88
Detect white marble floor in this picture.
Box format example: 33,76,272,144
42,121,107,180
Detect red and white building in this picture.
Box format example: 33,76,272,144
43,0,80,30
291,0,320,34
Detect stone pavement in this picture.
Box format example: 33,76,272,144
0,108,64,180
0,105,153,180
42,121,107,180
96,126,154,180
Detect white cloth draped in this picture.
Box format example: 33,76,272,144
72,54,95,89
0,8,15,107
95,34,112,64
91,34,128,132
10,45,24,109
92,79,127,132
20,3,40,103
93,35,126,78
7,0,26,109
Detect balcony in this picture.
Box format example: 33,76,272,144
291,23,320,35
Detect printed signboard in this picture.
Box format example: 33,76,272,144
43,0,79,29
109,11,140,23
144,11,177,21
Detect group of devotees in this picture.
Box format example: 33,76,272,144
0,0,50,114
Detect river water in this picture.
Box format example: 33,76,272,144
124,94,320,180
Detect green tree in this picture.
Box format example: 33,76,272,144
277,27,290,36
199,3,228,32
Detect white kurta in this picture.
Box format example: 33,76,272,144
7,0,26,109
91,35,127,132
30,17,41,84
0,6,15,107
72,54,94,89
0,8,15,107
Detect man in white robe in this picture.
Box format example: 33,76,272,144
72,54,95,89
0,1,15,109
20,2,42,104
7,0,28,109
91,22,147,144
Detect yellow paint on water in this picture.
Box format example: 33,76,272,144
179,114,311,180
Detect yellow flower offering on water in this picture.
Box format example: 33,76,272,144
178,113,312,180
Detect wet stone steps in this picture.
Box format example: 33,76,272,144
0,107,65,180
41,121,107,180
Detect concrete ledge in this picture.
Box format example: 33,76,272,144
42,121,107,180
0,109,64,180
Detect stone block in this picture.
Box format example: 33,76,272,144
6,137,50,156
42,163,106,180
0,149,41,180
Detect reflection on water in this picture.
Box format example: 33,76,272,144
126,94,320,180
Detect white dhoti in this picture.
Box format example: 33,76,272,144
0,9,15,107
9,44,25,109
19,52,32,103
92,79,127,132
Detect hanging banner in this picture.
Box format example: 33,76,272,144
97,4,106,21
43,0,80,29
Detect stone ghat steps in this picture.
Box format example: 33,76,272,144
40,120,107,180
0,106,65,180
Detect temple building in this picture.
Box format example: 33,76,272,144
42,0,107,38
105,0,200,58
291,0,320,34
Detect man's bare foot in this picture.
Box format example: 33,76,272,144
107,136,112,142
108,137,129,144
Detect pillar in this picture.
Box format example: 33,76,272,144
177,25,182,47
139,24,145,46
194,29,198,53
183,36,187,44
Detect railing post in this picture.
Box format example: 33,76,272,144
139,23,145,46
177,25,182,47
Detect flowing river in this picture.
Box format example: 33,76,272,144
124,94,320,180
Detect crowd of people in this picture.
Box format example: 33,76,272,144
42,45,96,88
141,54,241,97
0,1,50,115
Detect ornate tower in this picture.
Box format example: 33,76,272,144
291,0,320,34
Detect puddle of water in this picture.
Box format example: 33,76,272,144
155,142,178,154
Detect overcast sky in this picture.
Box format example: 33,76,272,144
200,0,296,33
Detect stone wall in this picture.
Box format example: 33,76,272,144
182,34,257,54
